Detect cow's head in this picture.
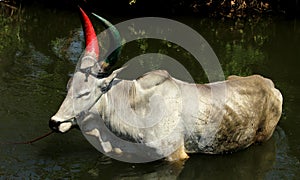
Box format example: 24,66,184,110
49,7,122,133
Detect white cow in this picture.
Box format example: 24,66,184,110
49,8,283,161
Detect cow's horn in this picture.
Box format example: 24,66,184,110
92,13,122,71
79,7,100,61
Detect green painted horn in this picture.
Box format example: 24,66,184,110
92,13,122,71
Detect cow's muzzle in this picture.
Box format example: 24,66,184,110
49,117,78,133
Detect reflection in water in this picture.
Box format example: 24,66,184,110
2,126,295,179
0,3,300,179
51,29,84,64
179,127,300,179
76,126,299,179
265,127,300,179
82,159,184,179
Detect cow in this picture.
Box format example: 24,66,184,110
49,7,283,161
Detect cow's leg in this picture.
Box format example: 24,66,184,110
166,144,189,161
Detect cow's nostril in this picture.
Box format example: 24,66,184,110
49,120,61,133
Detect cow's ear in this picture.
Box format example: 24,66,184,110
97,66,126,91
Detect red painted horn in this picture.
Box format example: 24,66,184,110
79,7,100,60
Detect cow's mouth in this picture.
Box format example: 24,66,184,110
49,117,78,133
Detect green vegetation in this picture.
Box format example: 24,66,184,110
0,3,25,81
222,43,264,77
0,4,23,53
130,0,271,18
0,1,290,83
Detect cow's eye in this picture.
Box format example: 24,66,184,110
77,91,91,98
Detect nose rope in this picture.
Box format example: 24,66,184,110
0,130,54,145
75,91,103,120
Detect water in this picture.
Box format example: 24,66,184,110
0,4,300,179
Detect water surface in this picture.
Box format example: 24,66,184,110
0,4,299,179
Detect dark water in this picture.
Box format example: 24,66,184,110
0,4,300,179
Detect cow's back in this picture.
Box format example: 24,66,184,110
184,75,283,154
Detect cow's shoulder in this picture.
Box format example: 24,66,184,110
135,70,171,89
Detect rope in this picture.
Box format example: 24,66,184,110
0,130,54,145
